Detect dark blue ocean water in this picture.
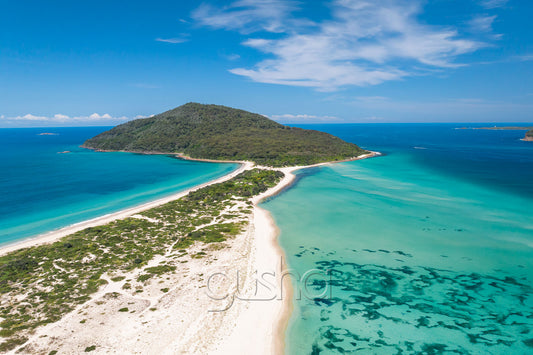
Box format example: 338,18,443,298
264,123,533,354
0,127,237,244
296,123,533,199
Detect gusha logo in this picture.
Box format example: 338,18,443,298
205,257,333,312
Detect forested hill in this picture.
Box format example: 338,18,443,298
83,103,368,166
526,130,533,141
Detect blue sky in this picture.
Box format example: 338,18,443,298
1,0,532,126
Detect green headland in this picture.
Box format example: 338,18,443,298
82,103,367,167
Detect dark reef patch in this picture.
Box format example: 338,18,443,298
293,256,533,354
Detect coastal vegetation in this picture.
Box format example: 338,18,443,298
526,129,533,141
83,103,367,166
0,168,283,351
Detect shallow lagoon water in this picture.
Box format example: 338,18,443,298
262,124,533,354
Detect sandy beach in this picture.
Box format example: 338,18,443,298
2,151,379,354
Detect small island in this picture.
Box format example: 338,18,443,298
83,102,368,166
524,129,533,141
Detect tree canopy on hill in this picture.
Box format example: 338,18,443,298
83,103,367,166
526,129,533,138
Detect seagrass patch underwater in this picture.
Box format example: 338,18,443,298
263,124,533,354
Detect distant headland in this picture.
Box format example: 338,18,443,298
457,126,533,141
457,126,533,131
82,103,368,167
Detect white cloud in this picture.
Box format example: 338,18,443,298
1,113,129,123
469,14,497,33
134,114,155,119
155,37,188,44
88,113,112,120
192,0,303,34
515,54,533,62
16,114,48,120
479,0,508,9
53,114,69,119
195,0,484,91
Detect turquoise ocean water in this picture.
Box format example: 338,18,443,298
0,127,237,245
262,124,533,354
